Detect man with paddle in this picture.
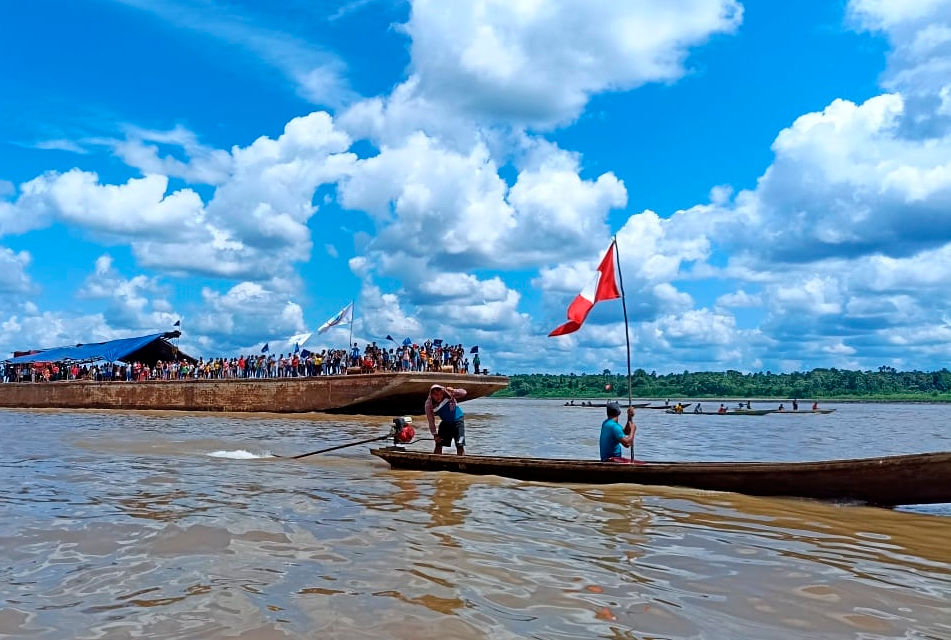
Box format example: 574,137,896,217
425,384,467,455
600,402,635,463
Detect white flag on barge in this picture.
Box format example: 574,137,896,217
318,301,354,334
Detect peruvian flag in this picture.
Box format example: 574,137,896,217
549,241,621,336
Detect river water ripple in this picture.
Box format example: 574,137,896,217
1,399,950,639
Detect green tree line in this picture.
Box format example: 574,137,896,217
493,366,951,401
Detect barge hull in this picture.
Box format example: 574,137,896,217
0,372,509,415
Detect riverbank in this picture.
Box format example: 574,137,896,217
495,369,951,402
492,394,951,404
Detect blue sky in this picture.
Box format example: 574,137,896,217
1,0,950,375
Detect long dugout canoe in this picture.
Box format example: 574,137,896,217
0,372,509,415
565,402,651,408
667,409,773,415
370,448,951,506
770,409,836,414
665,408,837,416
641,403,693,410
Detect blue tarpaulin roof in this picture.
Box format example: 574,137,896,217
5,332,184,365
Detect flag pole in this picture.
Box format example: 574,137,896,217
612,236,634,460
348,299,355,355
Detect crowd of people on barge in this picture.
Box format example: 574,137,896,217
1,339,484,383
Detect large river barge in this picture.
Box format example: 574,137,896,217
1,331,508,414
0,371,508,415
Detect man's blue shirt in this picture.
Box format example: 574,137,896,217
599,418,625,461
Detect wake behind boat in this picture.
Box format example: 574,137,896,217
370,448,951,506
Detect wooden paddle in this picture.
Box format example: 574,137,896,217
281,434,391,459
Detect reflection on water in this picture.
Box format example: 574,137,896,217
1,400,950,639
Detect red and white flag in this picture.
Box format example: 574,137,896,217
549,241,621,337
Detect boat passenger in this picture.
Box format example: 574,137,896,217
812,401,819,411
426,384,468,456
694,403,702,414
599,402,635,463
792,399,799,411
777,403,785,411
718,404,727,414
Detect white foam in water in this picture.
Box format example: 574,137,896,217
207,449,271,459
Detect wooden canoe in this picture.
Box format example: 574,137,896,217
642,403,693,410
663,408,836,416
565,401,651,408
665,408,773,415
369,448,951,506
769,409,836,415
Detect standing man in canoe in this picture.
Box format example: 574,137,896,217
426,384,467,455
600,402,636,463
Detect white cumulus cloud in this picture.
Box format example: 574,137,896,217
404,0,743,127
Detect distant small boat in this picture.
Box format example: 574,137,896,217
770,409,836,415
565,401,651,408
642,403,693,410
370,448,951,506
668,408,772,416
665,407,837,416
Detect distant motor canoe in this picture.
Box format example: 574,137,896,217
0,372,509,415
664,408,836,416
370,448,951,506
565,401,651,408
667,408,773,416
642,403,693,410
770,409,836,415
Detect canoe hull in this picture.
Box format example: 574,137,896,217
370,449,951,506
668,409,773,415
665,408,835,416
566,402,651,408
0,372,509,415
771,409,836,414
642,403,693,410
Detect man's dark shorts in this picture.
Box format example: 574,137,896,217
438,418,465,446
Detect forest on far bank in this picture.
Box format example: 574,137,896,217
491,366,951,401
